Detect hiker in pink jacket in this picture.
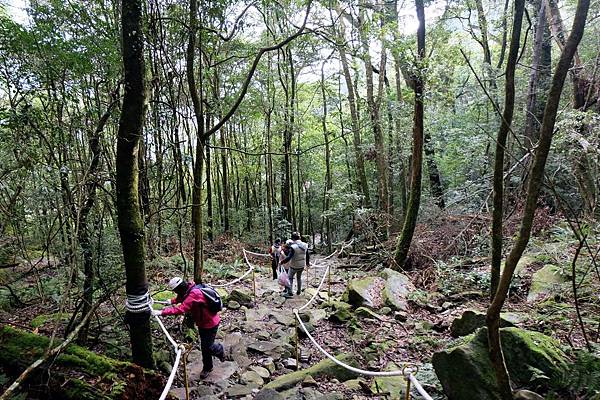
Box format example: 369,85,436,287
153,277,224,378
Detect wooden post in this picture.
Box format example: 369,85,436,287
252,267,257,304
327,266,331,306
294,311,300,369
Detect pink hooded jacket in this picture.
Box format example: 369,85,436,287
161,282,220,329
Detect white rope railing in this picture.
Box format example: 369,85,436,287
125,291,153,313
243,249,271,258
294,308,406,377
298,264,330,312
210,249,255,288
153,314,185,400
406,369,434,400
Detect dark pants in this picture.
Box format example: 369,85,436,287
199,324,223,371
271,257,278,280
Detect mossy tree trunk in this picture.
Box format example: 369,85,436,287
394,0,425,269
486,0,590,397
116,0,154,368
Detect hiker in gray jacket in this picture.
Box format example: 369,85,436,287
280,232,309,297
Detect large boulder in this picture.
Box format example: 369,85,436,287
527,264,570,302
381,268,413,312
432,327,569,400
228,289,254,307
450,310,517,337
264,353,358,391
342,276,380,307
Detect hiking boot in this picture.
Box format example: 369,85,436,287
296,290,301,296
283,291,292,298
200,369,212,379
216,349,225,363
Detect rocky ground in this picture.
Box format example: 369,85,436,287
1,221,598,399
154,229,599,400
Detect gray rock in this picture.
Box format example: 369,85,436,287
381,268,414,311
342,276,380,307
283,357,298,370
254,388,284,400
241,370,264,385
302,387,325,400
227,300,241,310
355,306,383,320
343,378,366,390
250,365,271,379
248,340,284,359
229,289,254,307
379,306,392,315
270,310,295,326
260,357,276,373
225,383,260,398
450,310,515,337
301,374,318,387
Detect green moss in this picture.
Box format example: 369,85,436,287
31,312,71,328
264,353,358,391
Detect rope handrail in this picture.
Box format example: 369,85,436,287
293,309,406,377
243,249,271,258
153,314,184,400
407,371,434,400
298,264,330,312
210,249,255,288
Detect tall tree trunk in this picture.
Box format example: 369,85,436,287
187,0,205,282
338,18,371,206
487,0,590,397
220,127,230,233
393,0,426,269
393,59,408,215
358,5,389,216
321,63,332,254
491,0,526,302
116,0,154,368
206,120,214,241
78,95,117,343
524,0,552,147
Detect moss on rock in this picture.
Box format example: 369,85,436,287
264,353,358,391
342,277,378,307
432,327,569,400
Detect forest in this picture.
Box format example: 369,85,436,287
0,0,599,399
